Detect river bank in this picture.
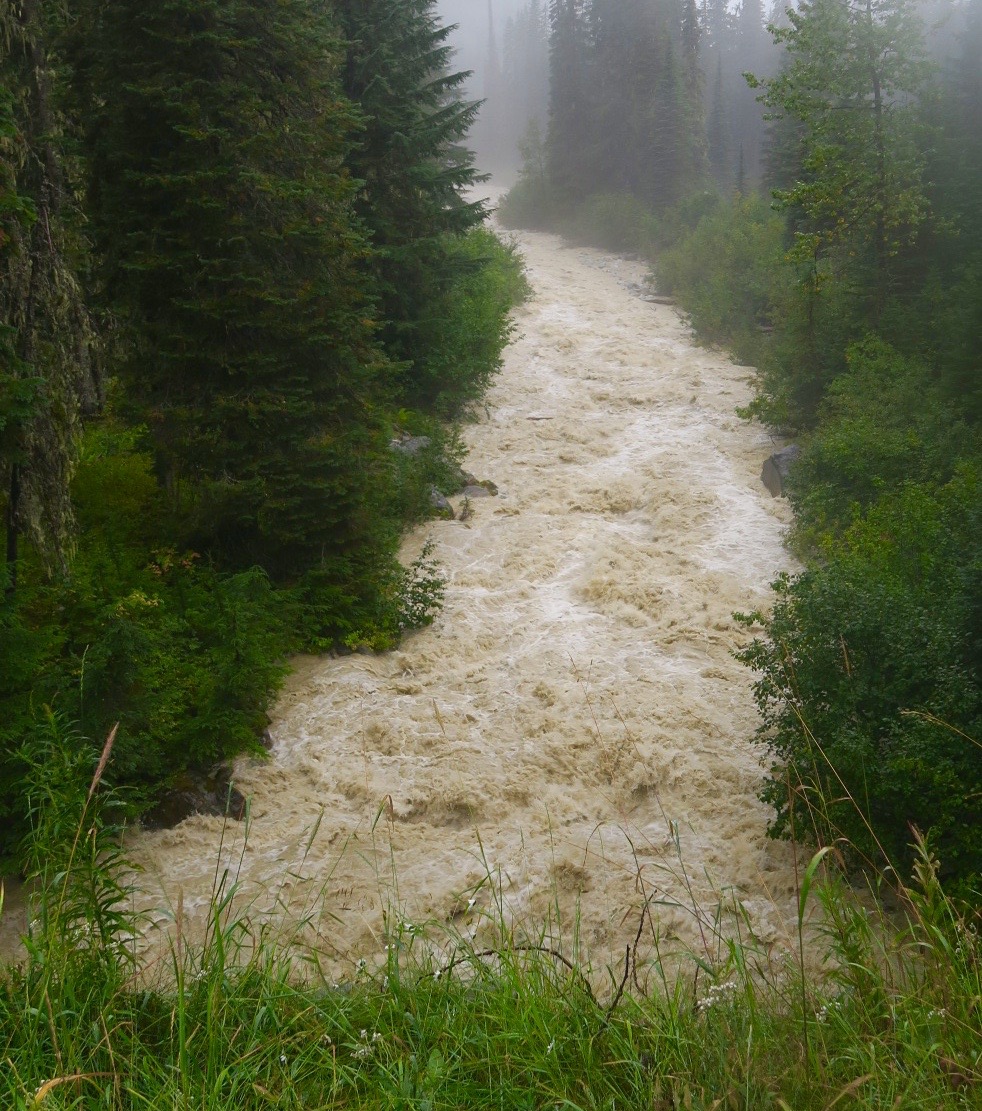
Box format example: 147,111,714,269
102,229,801,977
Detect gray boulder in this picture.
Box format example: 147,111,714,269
143,767,248,829
390,435,432,457
429,486,455,519
761,444,801,498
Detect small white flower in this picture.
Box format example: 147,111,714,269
279,1055,287,1066
696,980,738,1013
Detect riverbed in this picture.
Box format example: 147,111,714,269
1,228,802,975
117,228,802,978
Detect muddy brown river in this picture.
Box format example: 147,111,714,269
2,228,802,975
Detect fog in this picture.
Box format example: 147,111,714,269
437,0,526,81
437,0,550,178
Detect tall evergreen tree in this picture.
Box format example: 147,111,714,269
751,0,931,316
496,0,550,168
926,0,982,414
0,0,100,587
730,0,772,184
74,0,394,576
336,0,487,414
550,0,705,208
548,0,594,202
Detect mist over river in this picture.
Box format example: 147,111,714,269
3,227,803,973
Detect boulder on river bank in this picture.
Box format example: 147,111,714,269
143,769,247,830
761,444,801,497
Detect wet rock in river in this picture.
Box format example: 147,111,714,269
143,769,247,829
429,486,455,519
143,774,222,830
214,769,247,821
761,444,801,497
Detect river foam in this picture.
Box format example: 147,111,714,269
3,229,802,975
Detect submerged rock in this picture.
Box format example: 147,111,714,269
761,444,801,497
143,768,247,829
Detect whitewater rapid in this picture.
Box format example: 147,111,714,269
0,230,802,972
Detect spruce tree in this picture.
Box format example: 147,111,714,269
0,0,99,587
73,0,394,577
751,0,930,315
336,0,487,415
548,0,594,202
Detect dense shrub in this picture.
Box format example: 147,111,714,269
496,175,558,231
656,193,786,363
407,228,529,418
790,337,972,542
739,471,982,891
562,192,659,254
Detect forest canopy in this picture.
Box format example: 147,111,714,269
497,0,982,894
0,0,526,867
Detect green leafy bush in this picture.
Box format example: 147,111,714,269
497,175,558,231
656,193,787,363
408,228,529,418
562,192,660,254
739,471,982,890
790,337,972,543
0,427,295,865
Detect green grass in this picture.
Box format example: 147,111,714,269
2,726,981,1109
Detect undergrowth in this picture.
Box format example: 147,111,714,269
1,721,981,1110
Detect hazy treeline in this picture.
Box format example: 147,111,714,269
473,0,780,189
0,0,525,866
501,0,982,894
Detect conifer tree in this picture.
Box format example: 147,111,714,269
0,0,99,587
497,0,550,164
73,0,393,577
731,0,772,184
751,0,930,314
336,0,487,414
548,0,594,201
707,53,731,185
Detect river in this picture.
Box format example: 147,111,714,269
3,228,802,975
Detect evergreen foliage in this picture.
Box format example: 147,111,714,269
545,0,708,209
0,0,100,581
336,0,489,415
73,0,394,577
748,0,931,322
0,0,525,868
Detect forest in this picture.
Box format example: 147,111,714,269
496,0,982,897
2,0,982,1107
0,0,526,864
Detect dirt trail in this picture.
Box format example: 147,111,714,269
2,230,801,972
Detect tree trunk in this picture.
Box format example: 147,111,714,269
5,464,19,597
